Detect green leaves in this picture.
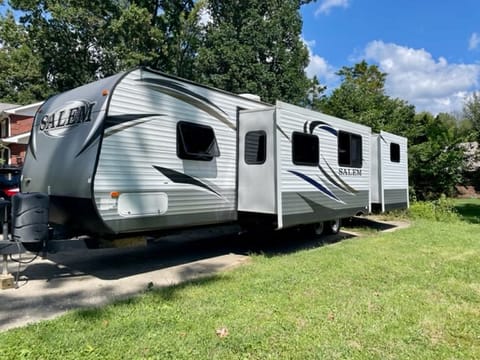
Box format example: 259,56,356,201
1,1,200,102
0,11,51,103
463,91,480,140
320,60,469,200
320,61,413,132
1,0,314,106
195,0,310,104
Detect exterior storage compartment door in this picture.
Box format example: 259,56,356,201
238,108,277,214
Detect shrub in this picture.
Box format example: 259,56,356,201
408,195,460,222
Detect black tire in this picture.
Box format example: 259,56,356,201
324,219,341,235
312,222,324,236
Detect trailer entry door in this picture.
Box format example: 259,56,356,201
238,108,277,214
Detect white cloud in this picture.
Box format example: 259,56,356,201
364,40,480,114
469,32,480,51
303,39,337,87
315,0,350,16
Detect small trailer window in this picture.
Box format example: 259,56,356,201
390,143,400,162
245,131,267,165
338,131,362,168
292,132,319,166
177,121,220,161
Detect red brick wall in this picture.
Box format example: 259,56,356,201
10,143,26,166
6,115,33,166
10,115,33,137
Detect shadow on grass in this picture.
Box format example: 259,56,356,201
0,219,400,331
15,215,401,285
342,216,398,231
454,203,480,224
19,226,355,283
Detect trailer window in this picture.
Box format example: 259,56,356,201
292,132,319,166
177,121,220,161
338,131,362,168
245,131,266,165
390,143,400,162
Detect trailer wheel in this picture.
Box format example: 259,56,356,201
324,219,341,235
312,222,324,236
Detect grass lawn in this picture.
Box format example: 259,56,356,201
2,212,480,359
454,198,480,224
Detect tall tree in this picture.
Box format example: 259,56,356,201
10,0,122,92
5,0,200,97
321,60,415,133
194,0,311,104
408,112,466,199
0,11,50,103
463,91,480,140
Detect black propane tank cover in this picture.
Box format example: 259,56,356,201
11,193,49,248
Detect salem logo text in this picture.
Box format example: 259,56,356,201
40,100,95,136
339,168,362,176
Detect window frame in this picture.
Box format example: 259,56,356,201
390,142,400,163
292,131,319,167
244,130,267,165
176,121,220,161
0,117,10,138
338,131,363,168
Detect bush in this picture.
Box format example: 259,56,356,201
408,195,460,222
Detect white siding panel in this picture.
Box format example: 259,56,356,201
275,101,371,223
94,69,268,231
380,131,408,190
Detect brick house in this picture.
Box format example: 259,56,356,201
0,102,42,167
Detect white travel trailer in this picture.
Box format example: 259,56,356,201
12,68,408,250
370,131,409,212
238,102,372,231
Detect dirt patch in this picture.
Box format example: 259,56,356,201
455,185,479,198
344,216,410,233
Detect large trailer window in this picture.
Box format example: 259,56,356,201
338,131,362,168
292,132,319,166
177,121,220,161
390,143,400,162
245,131,266,165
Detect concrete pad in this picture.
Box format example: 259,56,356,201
0,217,407,332
0,242,250,332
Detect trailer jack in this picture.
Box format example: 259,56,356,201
0,200,25,289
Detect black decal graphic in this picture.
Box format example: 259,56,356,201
153,166,223,198
138,78,236,130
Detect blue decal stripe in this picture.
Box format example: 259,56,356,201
318,125,338,136
321,157,358,194
307,121,338,136
288,170,340,201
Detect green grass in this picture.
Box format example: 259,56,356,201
454,198,480,224
2,214,480,359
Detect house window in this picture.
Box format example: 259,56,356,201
390,143,400,163
1,147,10,166
0,118,10,138
245,131,266,165
177,121,220,161
292,132,319,166
338,131,362,168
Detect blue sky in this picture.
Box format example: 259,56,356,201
2,1,479,115
301,0,480,114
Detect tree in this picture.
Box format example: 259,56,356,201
194,0,311,104
408,112,467,199
5,0,200,98
320,60,470,199
321,60,415,133
463,91,480,140
10,0,123,92
0,11,50,103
